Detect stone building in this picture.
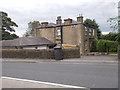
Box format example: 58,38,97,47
33,15,97,55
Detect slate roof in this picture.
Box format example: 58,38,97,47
35,18,96,29
0,37,56,47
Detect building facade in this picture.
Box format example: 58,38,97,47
33,15,97,55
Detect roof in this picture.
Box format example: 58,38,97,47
36,22,83,29
0,37,56,47
35,18,96,29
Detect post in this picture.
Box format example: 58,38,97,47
0,11,2,90
54,25,63,60
60,26,63,45
118,1,120,60
0,12,2,40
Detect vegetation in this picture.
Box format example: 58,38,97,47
107,17,120,42
96,40,118,53
2,30,19,40
107,15,119,58
84,18,118,53
1,11,19,40
84,19,102,39
101,32,118,41
90,38,98,52
90,33,118,53
107,17,118,31
23,21,40,37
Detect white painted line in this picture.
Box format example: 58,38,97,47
2,76,87,89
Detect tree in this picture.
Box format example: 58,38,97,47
97,40,118,53
90,37,98,52
107,2,120,59
107,17,118,31
84,19,102,39
2,30,19,40
1,11,18,32
28,21,40,30
23,21,40,37
23,30,31,37
0,11,19,40
101,32,118,41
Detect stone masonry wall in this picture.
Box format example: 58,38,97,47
1,48,80,59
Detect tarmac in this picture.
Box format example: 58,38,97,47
1,55,118,89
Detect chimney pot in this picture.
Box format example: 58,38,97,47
64,18,72,25
41,22,48,27
77,15,83,23
56,16,62,25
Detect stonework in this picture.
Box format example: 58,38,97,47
1,49,80,59
33,15,97,55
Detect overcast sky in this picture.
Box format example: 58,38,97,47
0,0,119,37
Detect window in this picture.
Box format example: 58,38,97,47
57,29,61,36
89,32,92,36
93,29,95,36
85,27,87,31
89,29,92,32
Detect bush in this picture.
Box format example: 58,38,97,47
96,40,118,52
90,38,98,52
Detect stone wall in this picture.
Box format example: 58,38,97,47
1,49,54,59
37,27,55,42
63,25,78,45
63,48,80,58
1,48,80,59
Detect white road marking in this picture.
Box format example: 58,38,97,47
2,76,87,89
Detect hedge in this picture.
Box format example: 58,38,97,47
96,40,118,52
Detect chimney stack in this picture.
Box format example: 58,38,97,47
77,14,83,23
56,16,62,25
41,22,48,27
64,18,72,25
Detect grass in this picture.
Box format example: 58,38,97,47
109,52,117,54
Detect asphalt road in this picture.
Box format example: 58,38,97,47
2,57,118,88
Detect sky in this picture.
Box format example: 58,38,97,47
0,0,119,37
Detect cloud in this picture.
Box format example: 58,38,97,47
0,0,119,36
102,32,110,35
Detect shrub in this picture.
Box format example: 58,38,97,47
96,40,118,52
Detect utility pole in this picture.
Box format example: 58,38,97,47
118,1,120,60
60,26,63,46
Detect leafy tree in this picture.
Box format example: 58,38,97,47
107,17,118,31
2,30,19,40
23,21,40,37
84,19,99,28
97,40,118,53
101,32,118,41
23,29,34,37
84,19,102,39
0,11,19,40
1,11,18,32
90,37,98,52
107,17,120,42
107,16,120,58
11,33,19,39
28,21,40,30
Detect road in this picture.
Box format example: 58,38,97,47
2,56,118,88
